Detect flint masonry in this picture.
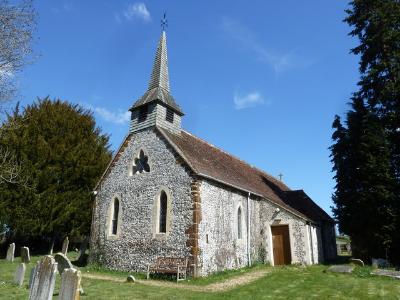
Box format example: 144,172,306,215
89,30,336,276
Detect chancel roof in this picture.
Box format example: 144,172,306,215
158,128,334,224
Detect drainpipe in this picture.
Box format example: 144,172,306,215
247,192,251,266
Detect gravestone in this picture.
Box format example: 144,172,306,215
54,253,73,275
349,258,364,266
21,246,31,263
372,258,390,268
28,266,36,289
28,255,58,300
6,243,15,262
62,237,69,255
76,237,89,263
326,265,354,273
58,268,81,300
13,263,26,287
371,269,400,279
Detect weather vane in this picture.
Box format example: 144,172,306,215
161,12,168,31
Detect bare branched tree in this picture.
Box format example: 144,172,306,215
0,0,35,186
0,0,35,104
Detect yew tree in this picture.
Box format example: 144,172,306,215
0,98,111,251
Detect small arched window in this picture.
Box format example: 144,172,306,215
111,198,119,235
237,207,242,239
159,191,168,233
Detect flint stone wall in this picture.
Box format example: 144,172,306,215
198,180,311,275
90,129,193,271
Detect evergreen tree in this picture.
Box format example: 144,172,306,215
0,98,111,251
332,0,399,264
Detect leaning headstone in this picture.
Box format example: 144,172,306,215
28,255,58,300
326,265,354,273
349,258,364,266
21,246,31,263
62,237,69,255
54,253,73,275
28,266,36,289
58,268,81,300
13,263,26,287
6,243,15,262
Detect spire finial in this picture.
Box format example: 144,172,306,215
161,12,168,31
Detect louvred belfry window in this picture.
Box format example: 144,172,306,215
166,108,174,123
138,105,148,123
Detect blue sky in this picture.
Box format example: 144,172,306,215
16,1,359,217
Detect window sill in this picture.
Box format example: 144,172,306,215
154,233,169,240
107,234,119,241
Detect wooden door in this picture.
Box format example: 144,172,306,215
272,225,291,265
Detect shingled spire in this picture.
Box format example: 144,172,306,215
148,31,170,92
130,30,183,116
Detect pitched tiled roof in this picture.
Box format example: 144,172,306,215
282,190,334,223
159,127,334,223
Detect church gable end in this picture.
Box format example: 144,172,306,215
90,129,194,271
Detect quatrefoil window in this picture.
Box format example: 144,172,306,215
133,150,150,174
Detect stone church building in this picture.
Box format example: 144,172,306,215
89,30,336,276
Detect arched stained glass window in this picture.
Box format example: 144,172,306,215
238,207,242,239
111,198,119,235
159,191,167,233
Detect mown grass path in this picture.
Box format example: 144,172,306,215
82,268,270,292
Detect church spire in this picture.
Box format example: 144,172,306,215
130,26,183,116
129,19,184,134
148,31,170,92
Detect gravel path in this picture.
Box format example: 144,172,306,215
82,268,270,293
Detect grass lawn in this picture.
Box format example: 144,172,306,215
0,253,399,299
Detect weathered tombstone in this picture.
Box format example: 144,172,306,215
21,246,31,263
28,266,36,289
28,255,58,300
58,268,81,300
371,269,400,279
6,243,15,262
349,258,364,266
326,265,354,273
76,237,89,263
54,253,73,275
13,263,26,287
372,258,390,269
62,237,69,255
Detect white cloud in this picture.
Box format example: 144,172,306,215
94,107,131,124
122,2,151,22
221,17,315,73
234,91,266,110
82,103,130,124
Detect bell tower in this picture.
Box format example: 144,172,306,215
129,27,184,134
